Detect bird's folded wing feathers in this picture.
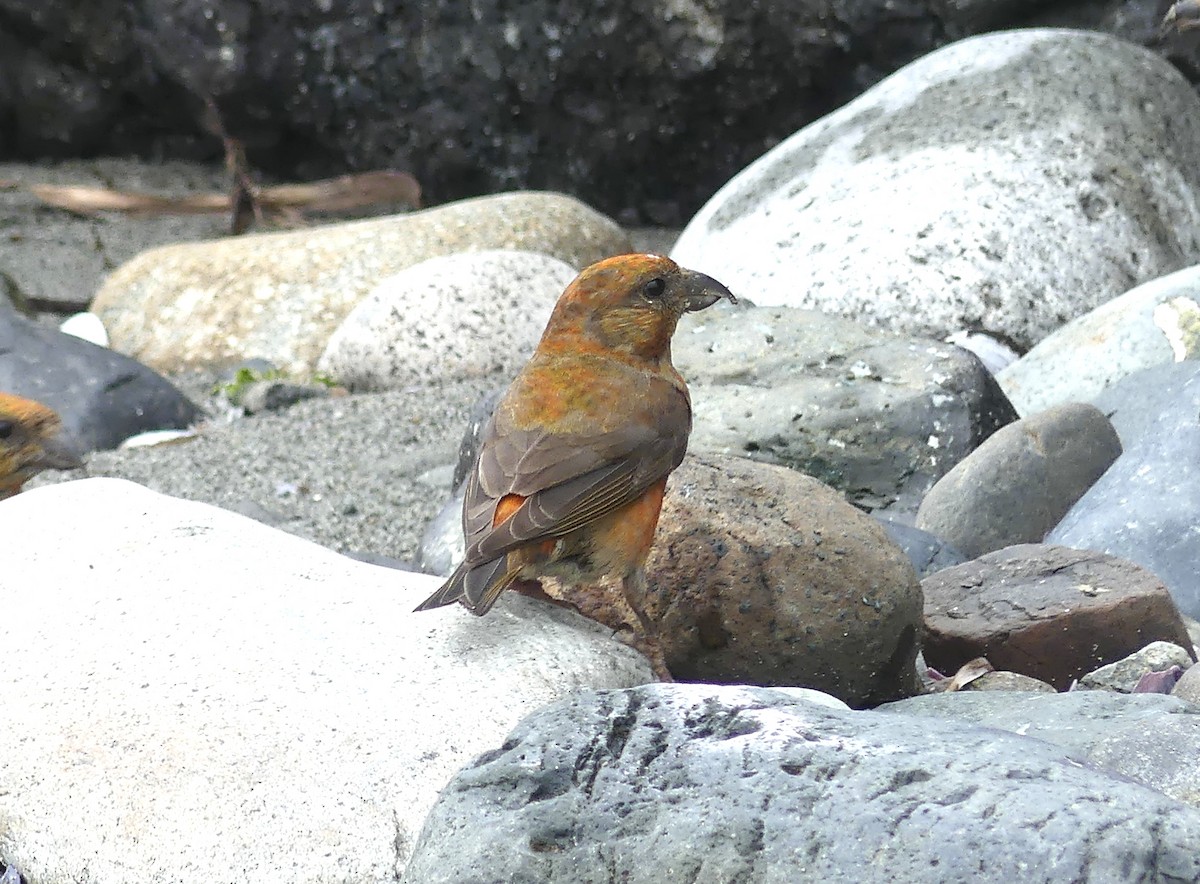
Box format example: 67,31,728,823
468,458,639,561
463,423,687,564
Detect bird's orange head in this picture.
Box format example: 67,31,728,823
0,392,83,500
538,254,736,363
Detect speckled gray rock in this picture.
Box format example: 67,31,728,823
915,402,1121,558
1174,663,1200,704
674,304,1017,515
0,478,653,884
92,192,632,375
1080,641,1196,693
884,690,1200,808
405,683,1200,883
922,544,1194,690
1048,367,1200,618
997,265,1200,416
319,251,576,391
672,30,1200,350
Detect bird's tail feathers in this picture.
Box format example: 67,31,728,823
413,556,521,615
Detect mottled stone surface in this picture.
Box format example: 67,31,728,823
673,31,1200,349
675,304,1017,516
1079,641,1195,693
998,265,1200,415
406,684,1200,882
885,690,1200,808
319,250,576,391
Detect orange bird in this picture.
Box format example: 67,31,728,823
415,254,735,661
0,392,83,500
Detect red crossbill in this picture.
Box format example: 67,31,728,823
0,392,82,500
415,253,735,677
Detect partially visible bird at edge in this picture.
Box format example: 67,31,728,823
0,392,83,500
414,253,737,679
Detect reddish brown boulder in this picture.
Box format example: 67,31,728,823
923,544,1195,690
580,453,923,706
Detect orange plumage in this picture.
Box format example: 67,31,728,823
415,254,735,675
0,392,82,500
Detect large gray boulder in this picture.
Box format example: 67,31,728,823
406,683,1200,883
673,30,1200,349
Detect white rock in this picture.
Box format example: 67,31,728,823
118,428,199,449
319,250,576,390
998,264,1200,416
57,311,109,347
0,478,651,884
672,29,1200,350
945,330,1019,374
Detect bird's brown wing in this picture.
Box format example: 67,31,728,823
464,384,690,564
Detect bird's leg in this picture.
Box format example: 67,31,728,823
618,569,673,682
510,577,575,609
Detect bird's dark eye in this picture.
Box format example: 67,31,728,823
0,420,12,440
643,278,666,300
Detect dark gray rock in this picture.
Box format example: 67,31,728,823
1049,366,1200,618
405,683,1200,883
922,544,1194,690
235,379,329,414
674,305,1018,517
0,312,200,452
883,690,1200,808
915,402,1121,558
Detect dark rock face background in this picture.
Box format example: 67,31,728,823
0,0,1181,223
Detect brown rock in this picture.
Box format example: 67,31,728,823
91,192,632,375
923,544,1196,690
573,453,922,707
